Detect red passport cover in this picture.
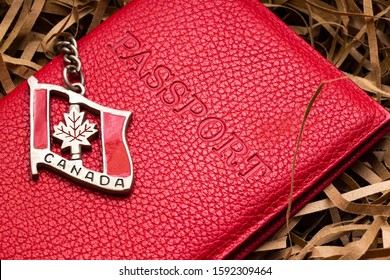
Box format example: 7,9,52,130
1,0,389,259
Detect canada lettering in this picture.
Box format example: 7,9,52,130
44,152,125,188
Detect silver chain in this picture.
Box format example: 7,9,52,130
56,36,85,95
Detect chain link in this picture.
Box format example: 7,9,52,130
55,36,85,95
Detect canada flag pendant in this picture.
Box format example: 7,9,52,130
29,76,134,194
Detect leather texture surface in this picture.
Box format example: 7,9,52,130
1,0,389,259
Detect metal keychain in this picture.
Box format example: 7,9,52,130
56,36,85,95
28,35,134,194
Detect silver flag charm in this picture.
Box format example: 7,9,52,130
29,76,134,194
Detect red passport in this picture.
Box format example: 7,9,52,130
0,0,389,259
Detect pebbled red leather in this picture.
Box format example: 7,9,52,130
1,0,389,259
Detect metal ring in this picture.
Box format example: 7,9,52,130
55,41,70,53
64,66,84,84
65,64,78,74
63,67,84,91
69,83,85,95
63,53,71,64
63,55,81,71
63,44,78,56
68,36,78,49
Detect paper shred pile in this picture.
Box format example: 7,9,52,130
0,0,389,260
249,0,390,260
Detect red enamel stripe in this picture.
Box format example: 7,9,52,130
33,89,49,149
102,112,131,177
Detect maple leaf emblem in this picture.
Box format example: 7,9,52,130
53,107,98,151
